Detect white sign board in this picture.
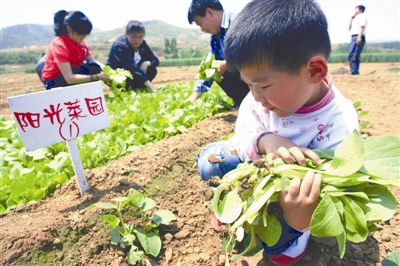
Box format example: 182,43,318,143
8,82,110,195
8,82,110,151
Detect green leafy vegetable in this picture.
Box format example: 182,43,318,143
90,188,176,264
211,130,399,263
382,250,400,266
198,54,222,82
103,65,133,97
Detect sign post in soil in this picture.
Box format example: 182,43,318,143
7,82,110,195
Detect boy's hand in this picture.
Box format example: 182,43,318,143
258,133,322,166
280,171,322,231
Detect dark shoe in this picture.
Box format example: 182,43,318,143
348,71,359,75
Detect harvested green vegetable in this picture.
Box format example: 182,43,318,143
211,130,399,262
198,54,222,82
103,65,133,95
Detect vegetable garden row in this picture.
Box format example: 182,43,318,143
0,74,234,214
1,63,399,265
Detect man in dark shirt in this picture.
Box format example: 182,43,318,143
106,20,159,92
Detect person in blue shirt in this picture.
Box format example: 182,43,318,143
106,20,159,92
187,0,249,107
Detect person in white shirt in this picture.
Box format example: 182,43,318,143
348,5,367,75
196,0,360,265
186,0,249,108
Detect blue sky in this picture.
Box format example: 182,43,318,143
1,0,399,44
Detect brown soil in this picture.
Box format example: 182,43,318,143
0,63,399,266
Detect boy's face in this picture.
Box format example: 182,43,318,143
193,8,221,35
240,65,321,118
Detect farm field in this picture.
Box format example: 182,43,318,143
0,62,399,265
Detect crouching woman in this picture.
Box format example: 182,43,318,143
39,10,109,90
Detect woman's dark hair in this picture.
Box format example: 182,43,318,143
188,0,223,24
53,10,93,36
125,20,145,35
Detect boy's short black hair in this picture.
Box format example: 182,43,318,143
356,5,365,12
187,0,223,24
126,20,145,35
224,0,331,74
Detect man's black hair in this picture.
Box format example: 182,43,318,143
126,20,145,35
356,5,366,12
224,0,331,74
187,0,223,24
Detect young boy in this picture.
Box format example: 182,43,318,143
187,0,249,107
196,0,360,265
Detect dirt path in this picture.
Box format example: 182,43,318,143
0,63,399,266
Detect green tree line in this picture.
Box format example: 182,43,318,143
1,41,399,66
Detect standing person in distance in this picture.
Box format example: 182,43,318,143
187,0,249,108
106,20,159,92
348,5,367,75
39,10,110,90
196,0,360,265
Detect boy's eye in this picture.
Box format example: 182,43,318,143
261,85,271,89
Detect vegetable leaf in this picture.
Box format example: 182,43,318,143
216,184,243,224
360,135,400,181
310,193,344,237
382,250,400,266
329,129,365,176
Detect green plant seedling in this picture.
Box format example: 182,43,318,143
90,188,176,265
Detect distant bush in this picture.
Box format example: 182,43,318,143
159,58,203,67
328,53,400,63
333,41,400,54
1,50,44,65
24,67,37,74
2,42,399,66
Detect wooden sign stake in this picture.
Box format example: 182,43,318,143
66,138,89,195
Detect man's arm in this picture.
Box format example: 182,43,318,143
357,26,365,44
141,41,159,67
348,16,354,31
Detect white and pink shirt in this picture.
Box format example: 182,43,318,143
229,75,359,162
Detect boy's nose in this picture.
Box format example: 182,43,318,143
252,87,265,103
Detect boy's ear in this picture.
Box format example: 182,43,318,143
308,56,328,84
206,7,213,17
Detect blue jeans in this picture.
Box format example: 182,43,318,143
196,141,242,182
348,35,366,74
42,62,101,90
